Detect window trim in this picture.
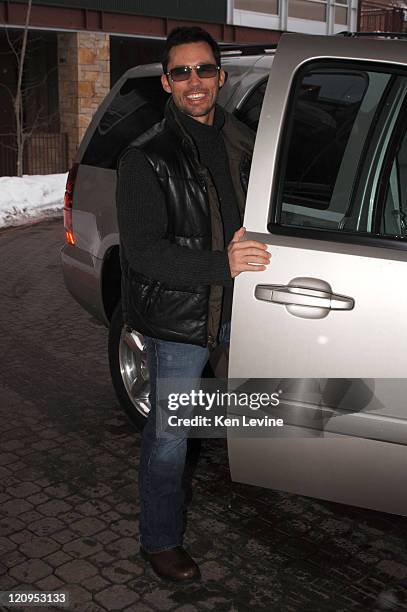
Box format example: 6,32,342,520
268,223,407,251
374,95,407,236
353,75,405,235
268,59,407,252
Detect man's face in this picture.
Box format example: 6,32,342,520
161,41,225,126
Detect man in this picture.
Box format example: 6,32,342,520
116,26,270,582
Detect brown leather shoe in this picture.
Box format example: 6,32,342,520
140,546,201,582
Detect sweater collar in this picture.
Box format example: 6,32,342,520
165,98,224,145
176,105,225,142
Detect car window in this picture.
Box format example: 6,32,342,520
82,75,168,169
272,63,400,234
270,62,405,241
235,80,268,131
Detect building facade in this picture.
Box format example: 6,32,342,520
0,0,360,175
358,1,406,32
230,0,359,34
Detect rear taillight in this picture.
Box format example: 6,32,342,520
64,163,79,245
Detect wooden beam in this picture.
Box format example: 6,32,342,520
0,1,282,44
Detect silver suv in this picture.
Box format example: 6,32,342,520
61,33,407,516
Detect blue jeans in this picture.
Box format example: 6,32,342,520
139,323,230,553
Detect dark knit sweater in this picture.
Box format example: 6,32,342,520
116,105,240,331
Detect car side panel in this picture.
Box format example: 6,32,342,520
72,165,118,258
61,243,107,324
229,436,407,516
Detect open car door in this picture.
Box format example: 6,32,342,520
228,34,407,515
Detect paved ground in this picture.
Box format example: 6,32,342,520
1,219,407,612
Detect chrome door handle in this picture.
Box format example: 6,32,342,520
255,285,354,309
255,278,354,319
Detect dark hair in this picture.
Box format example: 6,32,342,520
162,26,221,74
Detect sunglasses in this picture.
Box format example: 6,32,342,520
166,64,220,82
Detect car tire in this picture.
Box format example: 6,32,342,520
108,301,150,431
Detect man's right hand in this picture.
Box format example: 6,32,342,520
227,227,271,278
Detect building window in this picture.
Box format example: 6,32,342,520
335,6,348,24
288,0,327,21
235,0,279,14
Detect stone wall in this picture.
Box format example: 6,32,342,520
58,32,110,167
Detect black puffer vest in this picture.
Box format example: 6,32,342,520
120,100,254,347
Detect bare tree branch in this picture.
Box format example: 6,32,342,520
1,0,61,176
0,82,16,105
15,1,32,102
22,66,58,94
3,27,20,64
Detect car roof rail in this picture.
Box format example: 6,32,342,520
219,43,277,56
336,31,407,40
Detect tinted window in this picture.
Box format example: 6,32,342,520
82,76,169,169
235,80,267,131
274,64,394,232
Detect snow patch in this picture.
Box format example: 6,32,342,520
0,173,68,229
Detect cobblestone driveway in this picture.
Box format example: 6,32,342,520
1,219,407,612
